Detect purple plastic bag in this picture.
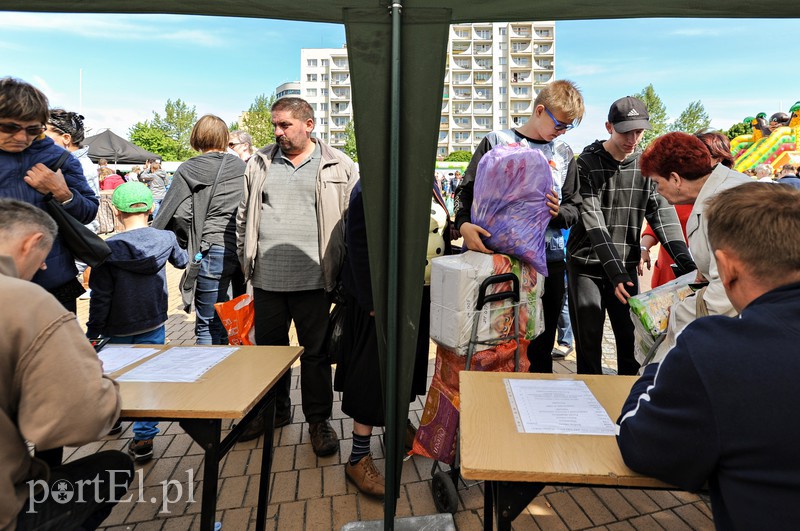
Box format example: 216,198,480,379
471,145,552,275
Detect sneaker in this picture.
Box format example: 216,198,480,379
309,420,339,457
128,439,154,463
345,453,385,498
551,344,574,360
108,420,122,436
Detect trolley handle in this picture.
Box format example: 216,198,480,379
476,273,519,310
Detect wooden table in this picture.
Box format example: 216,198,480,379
459,372,671,530
111,345,302,531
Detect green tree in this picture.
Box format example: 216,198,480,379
445,150,472,162
129,98,197,161
241,94,277,148
670,101,711,133
726,120,751,140
129,121,182,161
634,84,668,148
228,121,240,131
341,120,358,162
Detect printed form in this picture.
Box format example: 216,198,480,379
504,379,616,436
117,347,238,383
99,346,160,375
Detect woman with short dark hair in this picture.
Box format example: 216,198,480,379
153,114,246,344
0,77,98,311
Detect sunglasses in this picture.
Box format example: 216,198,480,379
228,142,242,148
543,107,578,131
0,122,46,136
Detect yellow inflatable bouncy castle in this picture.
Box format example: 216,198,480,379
732,102,800,172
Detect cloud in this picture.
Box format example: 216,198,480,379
0,12,225,47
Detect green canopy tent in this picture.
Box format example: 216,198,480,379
7,2,796,529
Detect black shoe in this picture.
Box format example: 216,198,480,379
128,439,154,463
238,416,265,442
108,420,122,436
309,420,339,457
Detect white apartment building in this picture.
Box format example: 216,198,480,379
299,21,555,156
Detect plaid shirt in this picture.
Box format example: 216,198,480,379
567,140,695,285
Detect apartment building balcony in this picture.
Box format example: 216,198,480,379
534,74,553,85
512,104,532,115
534,61,554,70
451,26,471,40
452,103,471,114
330,59,349,70
453,133,471,144
453,59,471,69
331,105,352,115
510,24,532,38
510,42,532,53
472,104,492,114
473,45,492,55
452,74,472,85
534,29,554,39
452,43,472,55
438,132,448,143
330,76,350,86
473,89,491,100
473,58,492,70
473,119,491,130
473,29,492,40
331,90,350,100
510,73,532,84
510,91,532,100
330,122,348,131
474,74,492,85
453,90,472,100
440,121,449,130
534,44,553,55
453,119,472,129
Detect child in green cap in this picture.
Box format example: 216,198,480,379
86,181,188,463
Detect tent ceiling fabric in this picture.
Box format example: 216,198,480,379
4,0,798,21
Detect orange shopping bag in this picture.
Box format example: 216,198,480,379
214,294,255,345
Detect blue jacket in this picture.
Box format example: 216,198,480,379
86,227,188,338
0,136,99,290
616,281,800,530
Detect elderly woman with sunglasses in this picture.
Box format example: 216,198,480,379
639,132,751,366
0,77,98,312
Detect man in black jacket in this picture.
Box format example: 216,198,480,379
567,96,694,375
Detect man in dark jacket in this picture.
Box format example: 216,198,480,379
567,96,695,375
0,77,98,312
617,183,800,530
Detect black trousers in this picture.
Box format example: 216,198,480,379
253,288,333,424
16,450,133,531
567,264,640,376
527,260,566,374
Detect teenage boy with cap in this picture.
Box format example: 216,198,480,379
86,182,188,463
566,96,695,375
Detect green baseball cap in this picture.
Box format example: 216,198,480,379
112,182,153,213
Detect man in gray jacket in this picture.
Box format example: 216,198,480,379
236,97,357,455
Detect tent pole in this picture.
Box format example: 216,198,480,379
384,2,402,530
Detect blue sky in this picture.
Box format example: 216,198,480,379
1,12,797,153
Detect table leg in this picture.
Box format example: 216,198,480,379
486,481,545,531
255,393,276,531
180,419,222,531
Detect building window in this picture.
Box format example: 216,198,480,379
499,27,507,36
499,102,507,110
500,72,507,81
321,59,329,66
307,74,317,82
307,88,317,97
499,117,507,125
307,59,318,67
499,57,507,65
321,89,329,96
499,87,507,95
322,74,329,81
320,103,328,111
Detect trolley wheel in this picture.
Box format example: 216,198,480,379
431,470,459,514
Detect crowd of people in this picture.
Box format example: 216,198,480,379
2,71,800,530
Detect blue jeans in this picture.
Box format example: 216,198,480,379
110,327,165,441
194,244,239,345
557,289,574,346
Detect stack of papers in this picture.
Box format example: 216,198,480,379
116,347,238,383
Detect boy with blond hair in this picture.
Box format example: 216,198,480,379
86,182,187,463
453,79,585,373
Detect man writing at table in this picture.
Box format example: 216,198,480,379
0,199,132,530
616,183,800,529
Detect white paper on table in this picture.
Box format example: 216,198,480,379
116,347,238,383
504,379,616,436
98,347,160,374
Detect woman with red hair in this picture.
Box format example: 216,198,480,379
639,132,750,365
640,131,734,288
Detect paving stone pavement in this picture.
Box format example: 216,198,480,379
68,264,712,530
